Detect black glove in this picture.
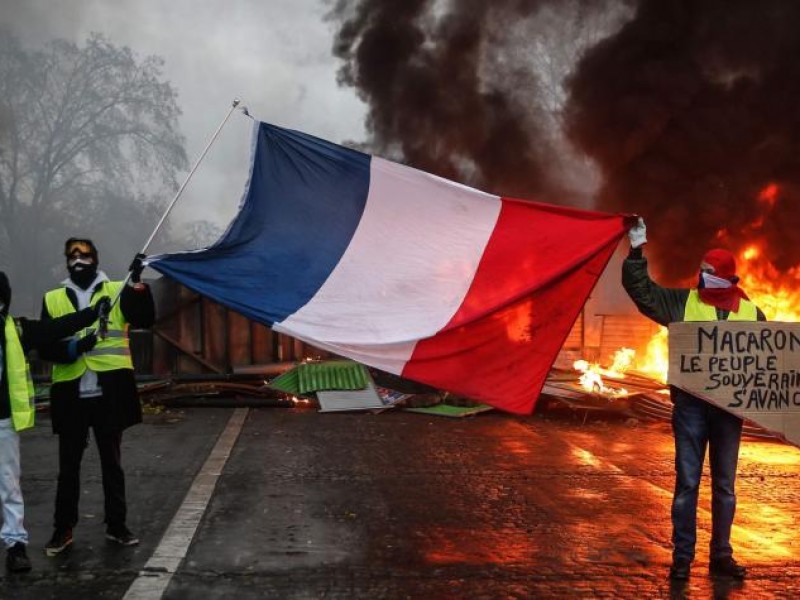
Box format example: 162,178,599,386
129,253,146,284
75,332,97,355
93,296,112,321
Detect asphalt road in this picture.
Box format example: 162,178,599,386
2,404,800,599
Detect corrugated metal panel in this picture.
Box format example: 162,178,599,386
270,361,368,395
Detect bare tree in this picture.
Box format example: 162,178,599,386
0,31,187,313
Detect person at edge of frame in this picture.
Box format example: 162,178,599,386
0,270,108,572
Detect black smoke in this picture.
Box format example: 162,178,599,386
331,0,599,201
566,0,800,283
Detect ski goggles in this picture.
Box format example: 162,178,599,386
65,240,94,258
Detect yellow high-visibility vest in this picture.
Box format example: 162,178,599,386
683,289,758,322
44,282,133,383
4,316,35,431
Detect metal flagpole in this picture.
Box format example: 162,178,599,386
99,98,248,335
141,97,245,256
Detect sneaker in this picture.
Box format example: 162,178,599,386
669,557,691,580
709,556,746,579
106,526,139,546
44,528,73,557
6,542,32,572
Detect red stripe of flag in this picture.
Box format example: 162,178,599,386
402,198,626,414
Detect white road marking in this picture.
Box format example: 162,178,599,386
123,408,249,599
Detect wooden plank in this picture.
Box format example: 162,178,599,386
177,286,202,375
598,313,660,365
203,299,228,370
250,322,274,364
278,334,294,362
152,329,224,374
562,311,583,351
227,310,252,367
149,277,179,376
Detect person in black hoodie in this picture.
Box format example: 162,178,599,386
0,271,107,572
40,239,153,557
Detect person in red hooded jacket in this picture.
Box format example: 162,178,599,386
622,218,765,581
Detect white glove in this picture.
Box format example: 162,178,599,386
628,217,647,248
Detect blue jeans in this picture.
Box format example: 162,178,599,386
671,390,743,562
0,418,28,548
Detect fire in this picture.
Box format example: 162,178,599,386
758,182,778,207
572,330,669,392
572,357,629,396
737,244,800,323
608,347,635,373
735,184,800,321
623,242,800,385
633,327,669,383
572,183,800,392
620,181,800,385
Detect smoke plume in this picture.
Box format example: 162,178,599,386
566,0,800,283
331,0,624,203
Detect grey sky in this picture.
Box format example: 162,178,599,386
1,0,638,326
2,0,367,250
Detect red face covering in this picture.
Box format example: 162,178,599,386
697,248,750,312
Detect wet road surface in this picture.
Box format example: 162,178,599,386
2,405,800,598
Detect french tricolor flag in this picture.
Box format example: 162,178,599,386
150,121,627,414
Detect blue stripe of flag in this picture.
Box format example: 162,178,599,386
150,122,371,325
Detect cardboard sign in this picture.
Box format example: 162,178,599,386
668,321,800,446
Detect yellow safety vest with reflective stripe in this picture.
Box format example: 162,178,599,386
4,316,35,431
44,282,133,383
683,289,758,322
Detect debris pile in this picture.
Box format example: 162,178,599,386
32,358,783,436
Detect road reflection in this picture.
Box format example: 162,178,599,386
416,418,800,587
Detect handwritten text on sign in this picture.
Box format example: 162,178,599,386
669,321,800,446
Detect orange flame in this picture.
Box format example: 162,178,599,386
573,183,800,390
758,182,778,207
628,243,800,384
751,182,778,228
583,184,798,388
633,327,669,383
572,358,629,396
737,243,800,322
628,181,799,383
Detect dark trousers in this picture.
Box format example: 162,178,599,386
54,426,127,530
671,393,743,562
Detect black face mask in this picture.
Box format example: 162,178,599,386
68,261,98,290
